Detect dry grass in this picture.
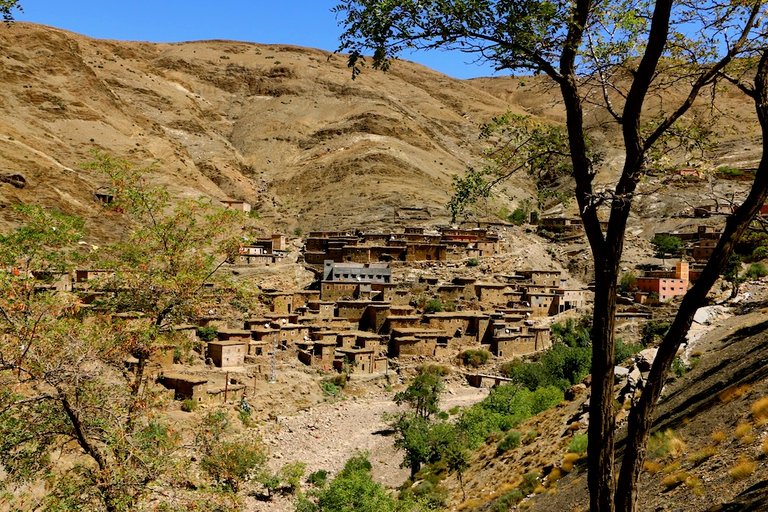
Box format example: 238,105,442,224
729,459,756,481
661,471,688,489
761,439,768,457
561,452,580,473
643,461,663,474
688,446,717,466
740,434,756,445
719,383,751,404
650,429,686,459
662,461,681,474
712,430,728,444
548,467,563,484
751,396,768,424
457,499,482,510
734,421,753,439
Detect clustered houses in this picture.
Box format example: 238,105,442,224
655,225,722,263
231,234,288,266
49,224,587,402
194,266,586,374
302,227,500,264
635,261,690,303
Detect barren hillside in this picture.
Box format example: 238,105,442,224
0,23,536,238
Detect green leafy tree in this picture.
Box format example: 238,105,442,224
0,207,183,511
335,2,768,510
83,152,252,418
394,368,444,420
316,453,397,512
619,272,638,293
0,155,257,509
1,0,21,22
650,234,682,263
447,168,491,222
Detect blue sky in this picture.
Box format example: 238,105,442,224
14,1,501,79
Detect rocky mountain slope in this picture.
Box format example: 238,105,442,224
0,23,533,238
1,23,763,241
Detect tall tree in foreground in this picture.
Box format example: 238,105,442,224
334,2,768,511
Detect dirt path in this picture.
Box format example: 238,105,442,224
251,385,489,511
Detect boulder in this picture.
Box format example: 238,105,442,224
636,348,658,372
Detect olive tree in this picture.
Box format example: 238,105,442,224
334,2,768,511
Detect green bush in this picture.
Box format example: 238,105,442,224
567,434,588,455
496,431,522,454
671,356,687,377
201,438,267,492
321,380,341,397
197,325,218,342
615,339,642,364
466,257,480,267
181,399,198,412
307,469,328,488
456,384,563,448
620,271,638,293
423,299,444,313
510,342,591,391
316,453,397,512
508,207,528,225
747,262,767,279
641,320,670,346
460,349,491,367
494,489,524,511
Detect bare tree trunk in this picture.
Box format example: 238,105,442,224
615,48,768,512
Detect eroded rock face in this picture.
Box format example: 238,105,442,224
0,173,26,189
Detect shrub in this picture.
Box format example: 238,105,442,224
648,429,686,459
712,430,727,444
494,489,524,511
511,342,592,391
197,325,218,342
747,262,768,279
567,434,588,455
461,349,491,367
661,471,688,489
466,257,480,267
181,399,198,412
202,438,267,492
316,453,397,512
496,431,522,454
641,320,670,345
321,380,340,397
615,339,642,364
307,469,328,488
734,422,753,439
293,227,303,237
423,299,444,313
508,207,528,225
561,452,580,472
671,357,687,377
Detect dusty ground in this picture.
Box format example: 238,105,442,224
249,383,489,511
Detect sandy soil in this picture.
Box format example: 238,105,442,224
249,384,489,511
